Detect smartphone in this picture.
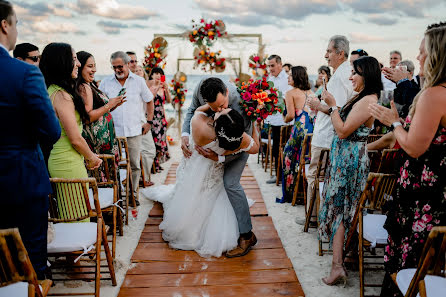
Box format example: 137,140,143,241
118,88,126,96
322,77,327,90
160,75,166,83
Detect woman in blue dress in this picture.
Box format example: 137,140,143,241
277,66,314,203
318,56,383,286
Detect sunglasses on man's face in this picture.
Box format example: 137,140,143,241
129,60,137,64
112,65,125,70
26,55,41,62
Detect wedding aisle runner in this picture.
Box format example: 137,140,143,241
118,163,305,297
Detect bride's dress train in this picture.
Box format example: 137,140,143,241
141,124,254,257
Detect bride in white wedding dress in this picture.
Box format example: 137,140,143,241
141,106,259,257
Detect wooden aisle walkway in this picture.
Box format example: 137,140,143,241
118,163,305,297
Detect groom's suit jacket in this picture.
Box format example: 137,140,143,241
183,77,252,134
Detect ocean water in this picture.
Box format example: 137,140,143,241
95,74,317,119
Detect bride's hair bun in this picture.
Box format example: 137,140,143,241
215,109,244,150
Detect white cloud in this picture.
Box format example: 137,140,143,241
350,32,386,43
74,0,157,20
31,20,85,35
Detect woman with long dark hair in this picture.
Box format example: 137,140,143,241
76,51,124,160
318,56,382,286
148,67,171,170
277,66,314,203
40,43,101,184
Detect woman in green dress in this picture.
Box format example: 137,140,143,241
76,51,124,162
40,43,102,219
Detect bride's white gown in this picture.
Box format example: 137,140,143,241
141,113,254,258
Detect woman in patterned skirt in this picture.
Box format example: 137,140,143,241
318,56,382,286
369,23,446,297
277,66,314,203
148,67,172,171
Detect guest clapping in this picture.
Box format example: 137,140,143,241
369,22,446,296
76,51,124,160
40,43,102,183
318,56,382,286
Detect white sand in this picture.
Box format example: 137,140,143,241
53,123,382,297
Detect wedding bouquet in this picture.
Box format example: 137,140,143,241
248,54,267,77
237,77,284,123
170,79,187,106
188,19,227,47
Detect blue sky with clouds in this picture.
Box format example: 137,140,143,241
13,0,446,76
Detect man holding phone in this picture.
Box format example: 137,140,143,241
100,51,156,197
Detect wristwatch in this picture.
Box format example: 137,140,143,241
147,120,153,124
328,106,338,115
389,121,402,131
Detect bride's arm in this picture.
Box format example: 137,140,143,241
223,123,260,155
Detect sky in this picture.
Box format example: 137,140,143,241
13,0,446,76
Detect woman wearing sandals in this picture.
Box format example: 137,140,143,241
318,56,382,286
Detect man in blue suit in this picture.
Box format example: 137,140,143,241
0,0,61,279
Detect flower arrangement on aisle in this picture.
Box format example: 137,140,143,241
237,77,284,123
170,79,187,106
193,47,226,73
143,37,168,74
248,54,267,77
188,19,227,47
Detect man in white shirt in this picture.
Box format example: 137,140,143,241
304,35,354,222
99,51,155,197
126,50,156,187
264,54,292,184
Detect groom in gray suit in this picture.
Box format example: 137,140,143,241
181,77,257,257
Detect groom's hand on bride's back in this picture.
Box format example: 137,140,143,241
181,136,192,158
195,145,218,162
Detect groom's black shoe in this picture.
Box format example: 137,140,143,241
225,232,257,258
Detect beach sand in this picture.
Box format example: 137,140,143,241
50,124,383,296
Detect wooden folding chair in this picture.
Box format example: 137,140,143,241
367,149,381,173
87,154,121,258
0,228,52,297
291,133,313,206
344,173,398,297
392,226,446,297
116,137,136,225
275,125,294,185
376,148,401,174
263,126,273,173
47,178,116,297
367,134,384,144
304,148,330,233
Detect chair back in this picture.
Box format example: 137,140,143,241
367,134,384,144
48,178,101,223
116,137,130,166
405,226,446,297
279,125,293,149
368,149,381,173
0,228,43,297
377,148,401,174
316,148,330,182
87,154,118,187
300,133,313,165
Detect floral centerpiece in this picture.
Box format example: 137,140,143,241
143,37,168,74
170,79,187,106
193,47,226,72
237,77,284,123
248,54,267,77
188,19,227,47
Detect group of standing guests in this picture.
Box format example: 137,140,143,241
0,0,172,280
268,25,445,296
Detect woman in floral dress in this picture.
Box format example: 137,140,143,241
76,51,124,162
369,23,446,296
148,67,171,171
277,66,314,203
318,56,383,286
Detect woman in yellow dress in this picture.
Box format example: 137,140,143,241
40,43,102,220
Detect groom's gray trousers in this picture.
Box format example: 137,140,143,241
223,152,252,234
